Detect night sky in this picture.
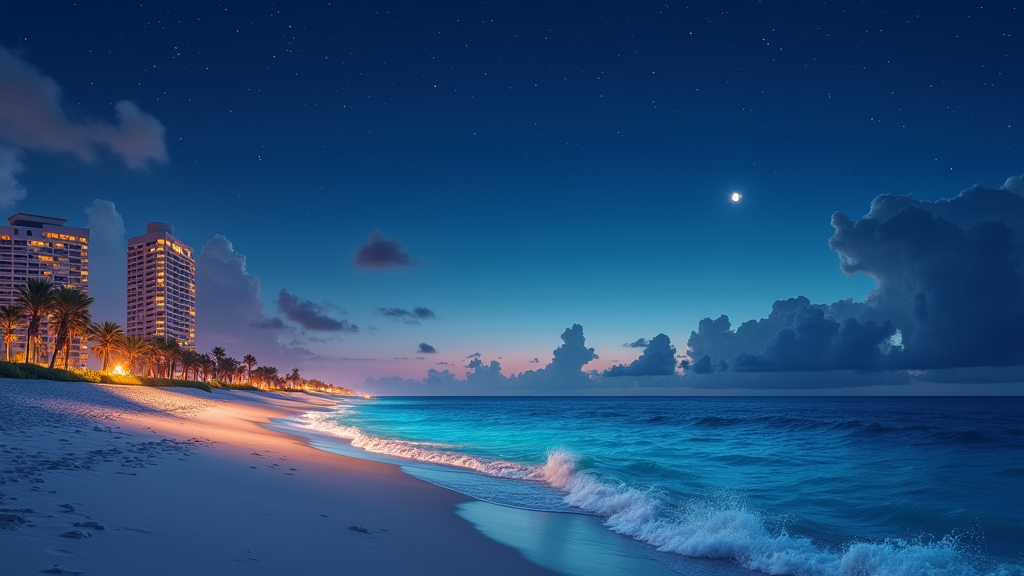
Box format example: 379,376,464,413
1,2,1021,394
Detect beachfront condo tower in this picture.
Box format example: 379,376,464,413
0,213,91,367
127,222,196,349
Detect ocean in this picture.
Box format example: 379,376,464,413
279,396,1023,576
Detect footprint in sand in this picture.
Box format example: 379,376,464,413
42,564,84,575
116,526,155,534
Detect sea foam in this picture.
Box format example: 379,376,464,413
300,408,537,479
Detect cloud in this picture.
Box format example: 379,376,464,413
84,199,127,325
547,324,599,376
529,357,540,363
623,338,649,348
1001,173,1023,195
734,309,897,372
418,343,437,354
277,289,358,332
196,235,311,364
0,44,167,169
688,298,898,373
377,306,436,324
363,324,604,394
437,361,449,365
687,177,1024,379
0,145,27,208
606,334,678,376
830,187,1024,369
354,230,417,269
466,358,507,386
251,317,286,329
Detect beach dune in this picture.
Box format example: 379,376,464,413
0,379,556,575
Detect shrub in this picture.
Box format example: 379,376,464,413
206,380,257,391
0,362,212,392
136,377,212,393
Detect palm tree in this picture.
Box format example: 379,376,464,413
163,339,183,378
242,354,257,382
88,321,125,371
251,365,279,388
16,278,54,364
120,335,150,375
142,338,165,377
210,346,227,380
0,305,25,362
218,356,242,383
287,367,302,388
64,315,93,370
47,286,94,369
179,349,202,381
197,353,214,382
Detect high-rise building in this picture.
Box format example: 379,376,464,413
126,222,195,348
0,213,90,366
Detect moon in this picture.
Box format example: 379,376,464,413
731,192,742,202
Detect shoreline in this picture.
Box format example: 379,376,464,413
0,379,559,575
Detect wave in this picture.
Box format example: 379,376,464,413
300,409,538,480
298,408,1018,576
536,452,1016,576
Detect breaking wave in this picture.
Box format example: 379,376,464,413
299,408,1018,576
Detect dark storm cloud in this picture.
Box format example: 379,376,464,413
829,190,1024,369
0,44,167,169
377,306,436,324
623,338,649,348
688,299,898,373
418,343,437,354
687,179,1024,377
277,290,359,333
605,334,678,377
354,230,417,269
734,309,897,372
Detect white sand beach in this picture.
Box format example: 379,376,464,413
0,379,557,575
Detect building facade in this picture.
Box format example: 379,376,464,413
126,223,196,348
0,213,90,366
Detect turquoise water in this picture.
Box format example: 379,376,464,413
289,396,1023,575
